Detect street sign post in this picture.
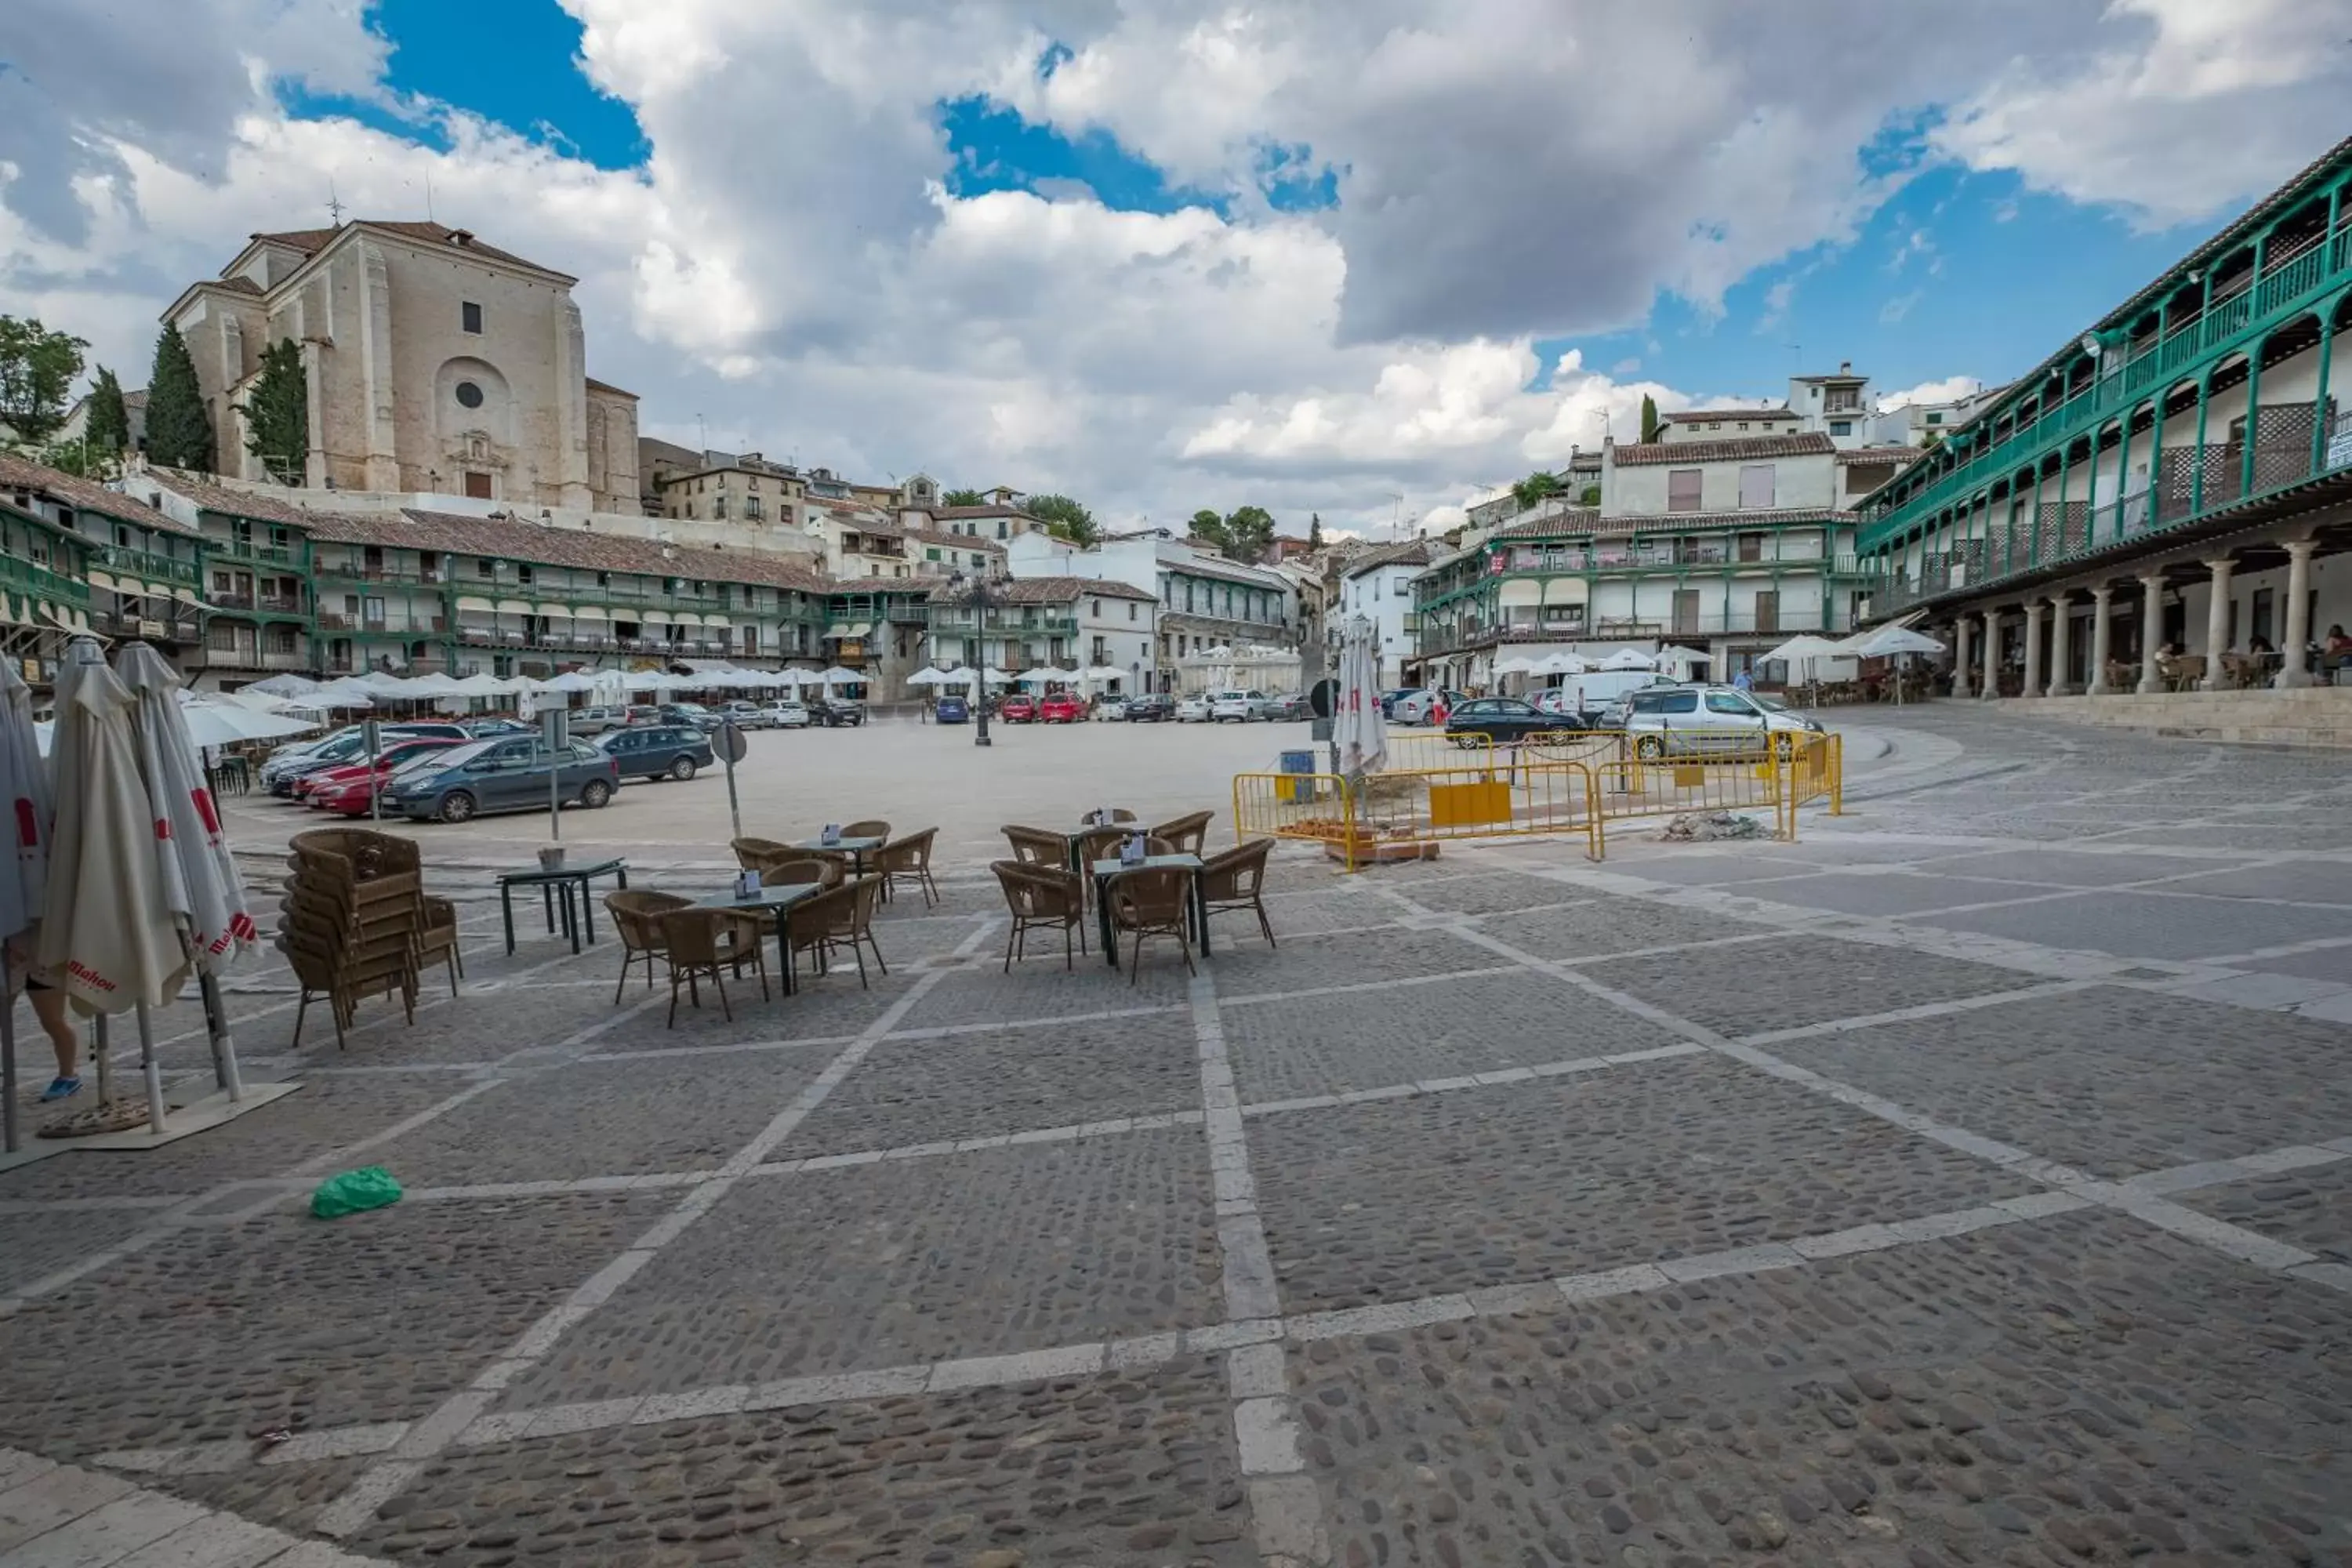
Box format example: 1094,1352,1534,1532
717,721,749,841
542,709,570,840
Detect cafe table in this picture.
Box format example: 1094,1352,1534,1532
1089,853,1210,969
699,882,826,993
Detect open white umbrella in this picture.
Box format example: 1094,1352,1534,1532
38,641,188,1131
0,662,51,1151
821,666,866,686
301,678,379,710
906,668,949,687
537,670,600,695
1835,624,1946,659
1491,654,1541,676
1014,666,1062,687
1333,614,1388,781
1080,665,1125,688
171,693,319,748
1599,648,1657,672
246,673,323,700
121,644,256,1102
1538,651,1592,676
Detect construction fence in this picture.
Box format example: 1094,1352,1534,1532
1232,730,1842,869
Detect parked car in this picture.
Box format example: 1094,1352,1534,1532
1174,695,1213,723
1621,684,1822,758
1039,693,1085,723
1446,697,1582,747
934,695,971,724
1378,688,1419,720
622,705,663,727
388,737,619,824
299,737,468,810
766,700,810,728
1210,689,1271,722
565,705,627,736
1389,688,1466,726
998,694,1039,724
657,702,724,734
1124,694,1174,723
463,718,533,738
1095,696,1130,722
1265,692,1310,722
713,699,771,731
805,696,865,728
596,724,716,782
263,723,465,796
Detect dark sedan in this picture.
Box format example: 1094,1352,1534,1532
1124,694,1174,722
597,724,715,782
1445,697,1584,747
387,739,620,824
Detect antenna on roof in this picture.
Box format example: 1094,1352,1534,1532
424,169,434,223
327,178,345,227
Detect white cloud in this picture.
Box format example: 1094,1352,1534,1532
1878,376,1986,411
1878,291,1922,325
0,0,2340,539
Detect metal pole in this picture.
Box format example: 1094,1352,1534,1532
545,732,562,841
199,968,243,1101
723,732,742,843
136,1001,165,1134
973,580,993,749
2,948,17,1153
93,1011,111,1108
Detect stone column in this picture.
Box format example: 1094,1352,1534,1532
1980,609,2000,699
1952,617,1973,698
2275,539,2318,687
2021,601,2045,697
2136,573,2165,693
2086,586,2114,695
2201,556,2234,689
2045,595,2075,695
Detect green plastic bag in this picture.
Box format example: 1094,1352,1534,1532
310,1166,404,1219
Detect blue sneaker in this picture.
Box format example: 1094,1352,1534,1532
38,1076,80,1102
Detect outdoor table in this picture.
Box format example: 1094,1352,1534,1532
1091,854,1210,969
698,883,825,994
498,857,630,955
793,835,884,878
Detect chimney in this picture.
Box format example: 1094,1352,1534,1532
1839,361,1852,375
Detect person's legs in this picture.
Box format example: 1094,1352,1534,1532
26,981,79,1096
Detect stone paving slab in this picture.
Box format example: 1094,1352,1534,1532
2177,1158,2352,1264
1922,846,2270,887
361,1054,834,1185
1474,896,1762,960
508,1128,1220,1403
1207,927,1493,992
1575,931,2042,1035
895,959,1194,1030
1766,985,2352,1178
1250,1053,2042,1312
0,1209,165,1299
0,1193,674,1461
350,1357,1254,1566
1725,869,2058,917
1221,969,1690,1104
0,1445,387,1567
1385,871,1588,916
2239,944,2352,985
1291,1209,2352,1567
1578,850,1817,886
2155,859,2352,904
791,1010,1201,1155
1909,887,2350,960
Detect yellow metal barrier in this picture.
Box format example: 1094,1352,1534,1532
1379,729,1494,771
1232,770,1363,868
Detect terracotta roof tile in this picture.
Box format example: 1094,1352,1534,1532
583,377,637,399
925,503,1036,521
1339,539,1439,575
1661,407,1798,423
1489,508,1599,540
1490,505,1851,540
938,576,1156,606
137,469,325,528
1612,432,1836,466
1833,445,1926,463
0,453,194,535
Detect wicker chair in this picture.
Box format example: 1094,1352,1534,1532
991,860,1087,971
751,847,845,887
1199,838,1276,948
1149,811,1214,855
606,889,693,1004
1108,866,1196,982
731,836,794,869
1003,825,1071,867
873,828,940,908
759,859,830,888
782,879,887,988
843,818,891,841
1080,808,1138,825
417,895,465,996
656,907,767,1026
1071,824,1128,883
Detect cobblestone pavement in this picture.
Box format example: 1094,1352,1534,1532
2,703,2350,1566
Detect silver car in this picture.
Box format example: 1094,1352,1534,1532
1621,684,1823,758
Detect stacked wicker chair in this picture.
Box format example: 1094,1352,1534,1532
280,828,431,1050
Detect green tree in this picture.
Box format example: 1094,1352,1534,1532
0,317,89,445
1510,470,1563,510
1217,505,1276,564
1639,394,1660,443
145,323,214,470
241,337,308,483
1307,512,1323,549
1024,492,1100,546
941,487,985,506
1577,484,1601,506
85,366,129,458
37,441,111,478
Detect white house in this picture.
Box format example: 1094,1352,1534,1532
1336,539,1436,687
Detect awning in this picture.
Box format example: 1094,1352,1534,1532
572,605,610,621
495,598,533,615
455,595,495,613
702,614,731,628
827,622,873,640
666,612,704,627
534,602,572,618
86,569,117,593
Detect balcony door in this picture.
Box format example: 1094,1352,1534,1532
1753,591,1780,634
1671,589,1701,634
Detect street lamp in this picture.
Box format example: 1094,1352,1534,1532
947,568,993,748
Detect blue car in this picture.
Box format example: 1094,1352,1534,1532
935,695,971,724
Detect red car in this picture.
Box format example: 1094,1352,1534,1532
1039,693,1085,723
302,738,468,815
997,695,1038,723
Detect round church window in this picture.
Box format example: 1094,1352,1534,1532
455,381,485,409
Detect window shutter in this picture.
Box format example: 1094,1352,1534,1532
1667,470,1703,513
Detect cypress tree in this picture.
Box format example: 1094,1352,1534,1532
85,367,129,456
144,323,214,470
242,337,307,483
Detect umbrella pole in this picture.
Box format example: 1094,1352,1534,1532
93,1011,112,1108
136,1001,165,1134
1,948,16,1154
200,969,243,1101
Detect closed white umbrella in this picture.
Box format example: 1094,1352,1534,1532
1333,615,1388,779
0,662,51,1151
38,641,187,1131
121,644,256,1103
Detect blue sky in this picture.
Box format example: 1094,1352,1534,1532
295,0,2231,416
